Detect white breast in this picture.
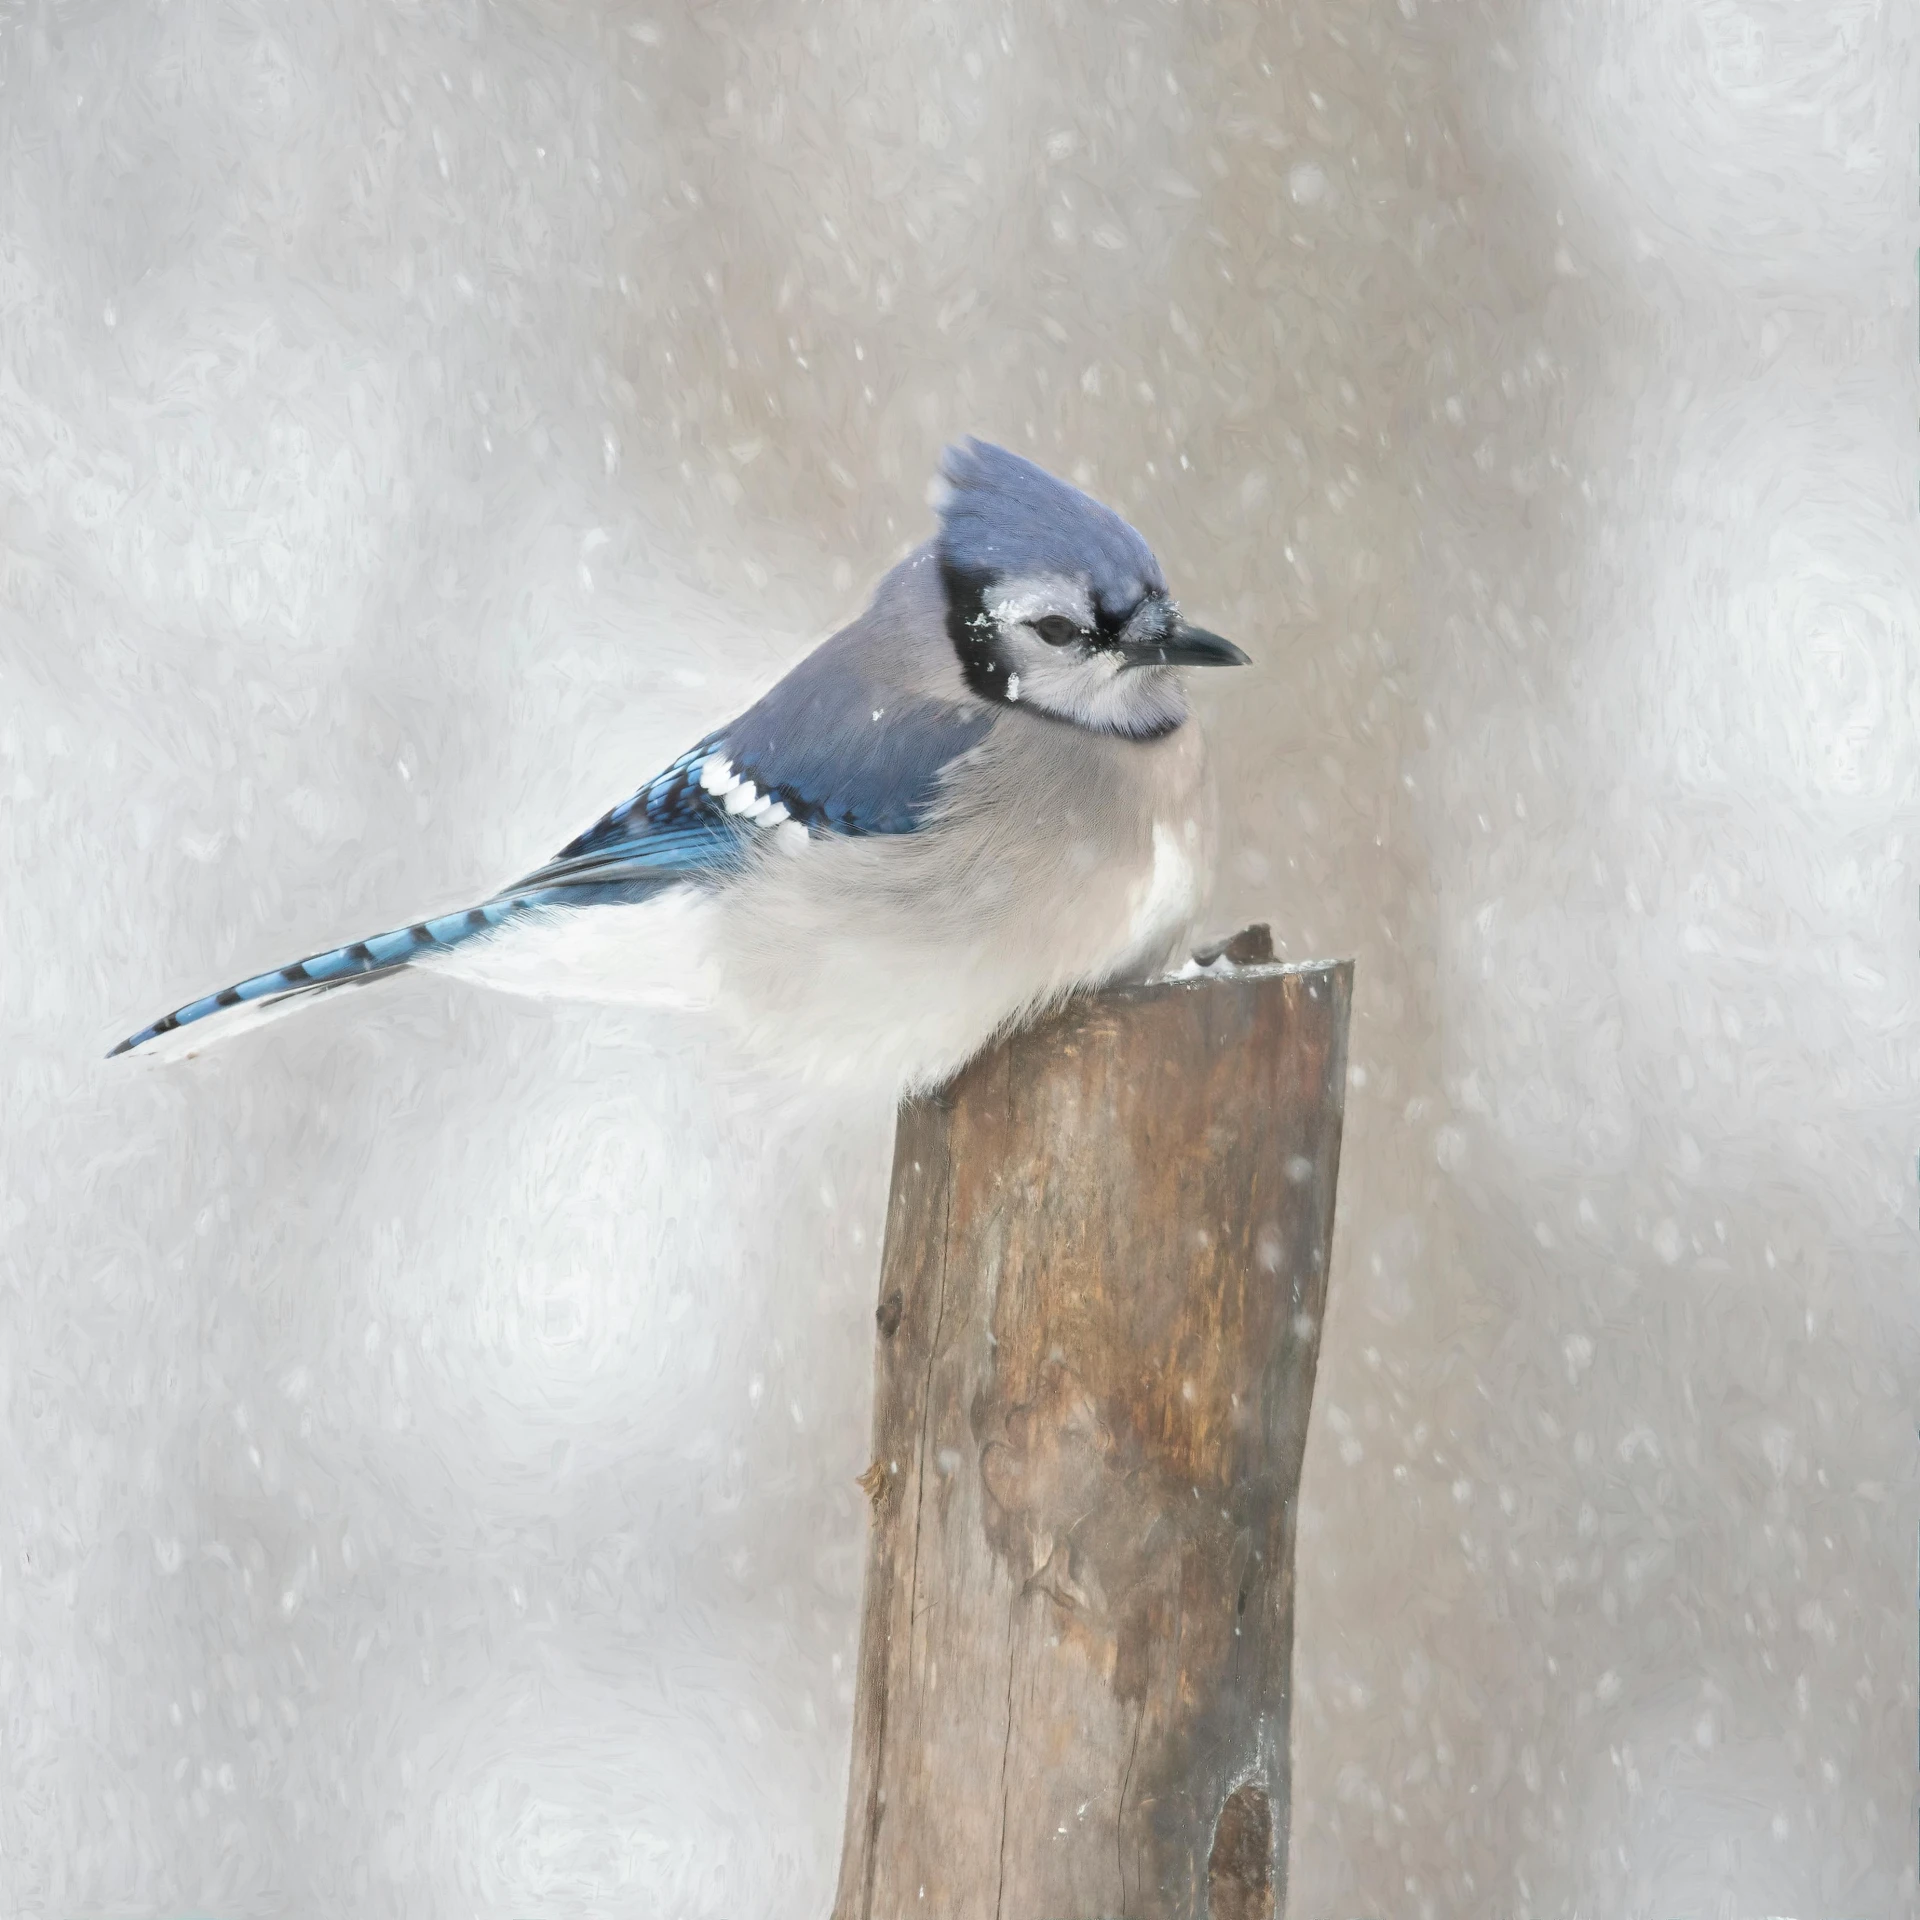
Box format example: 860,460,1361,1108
1121,817,1203,973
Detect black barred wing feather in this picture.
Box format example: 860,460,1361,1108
496,734,756,902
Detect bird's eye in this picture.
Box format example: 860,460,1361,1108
1030,614,1084,648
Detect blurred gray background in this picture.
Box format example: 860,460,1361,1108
3,0,1915,1914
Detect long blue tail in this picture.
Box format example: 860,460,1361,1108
108,900,524,1058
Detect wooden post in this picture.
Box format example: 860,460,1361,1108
833,939,1351,1920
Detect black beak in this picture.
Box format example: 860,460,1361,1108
1119,623,1251,669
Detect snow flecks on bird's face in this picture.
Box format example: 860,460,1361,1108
979,572,1189,741
987,572,1096,634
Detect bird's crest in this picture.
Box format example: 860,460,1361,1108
935,439,1164,618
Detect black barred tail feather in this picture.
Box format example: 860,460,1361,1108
108,900,523,1059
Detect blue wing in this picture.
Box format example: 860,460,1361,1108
500,681,993,901
721,677,993,836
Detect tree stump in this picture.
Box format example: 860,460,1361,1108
833,946,1351,1920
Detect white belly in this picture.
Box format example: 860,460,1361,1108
707,798,1211,1093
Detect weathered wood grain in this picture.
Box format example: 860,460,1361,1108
833,953,1351,1920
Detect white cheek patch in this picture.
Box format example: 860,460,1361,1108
980,578,1187,737
1004,647,1188,738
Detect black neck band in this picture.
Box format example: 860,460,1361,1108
939,559,1007,706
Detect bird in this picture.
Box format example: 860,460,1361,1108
110,439,1249,1090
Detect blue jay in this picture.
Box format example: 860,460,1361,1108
112,440,1248,1089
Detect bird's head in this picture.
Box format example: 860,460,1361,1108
934,438,1247,740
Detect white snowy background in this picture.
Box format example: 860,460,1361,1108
2,0,1915,1914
